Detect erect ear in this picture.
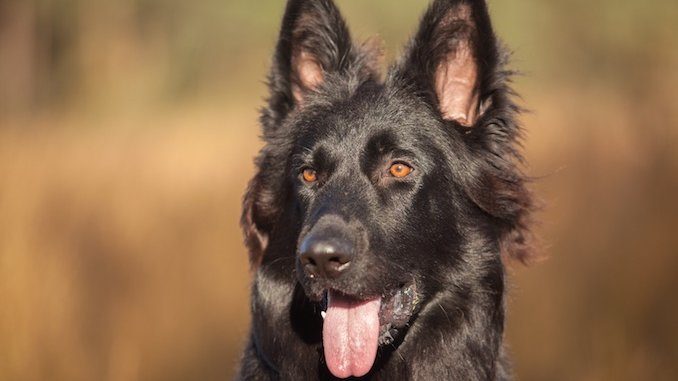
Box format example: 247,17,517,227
262,0,380,130
393,0,498,126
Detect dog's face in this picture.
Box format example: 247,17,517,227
242,0,534,378
290,85,450,333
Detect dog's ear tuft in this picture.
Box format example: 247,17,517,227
241,177,268,269
394,0,497,126
262,0,377,130
432,5,480,126
291,49,325,104
241,150,288,268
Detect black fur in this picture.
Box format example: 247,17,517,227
238,0,535,379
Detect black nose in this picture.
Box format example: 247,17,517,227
299,234,353,279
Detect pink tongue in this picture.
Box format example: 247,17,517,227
323,291,381,379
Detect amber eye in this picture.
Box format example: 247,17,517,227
302,168,317,183
389,162,413,178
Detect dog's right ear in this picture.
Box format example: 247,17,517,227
261,0,377,131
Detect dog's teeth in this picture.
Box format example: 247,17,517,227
321,311,326,319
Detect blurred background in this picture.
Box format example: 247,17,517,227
1,0,676,380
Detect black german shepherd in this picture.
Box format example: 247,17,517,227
239,0,535,379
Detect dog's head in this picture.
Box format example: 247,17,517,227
242,0,534,378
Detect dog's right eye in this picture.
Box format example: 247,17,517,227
389,162,413,178
302,168,318,183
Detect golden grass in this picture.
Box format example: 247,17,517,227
0,106,261,381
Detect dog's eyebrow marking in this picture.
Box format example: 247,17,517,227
365,131,399,155
291,148,314,170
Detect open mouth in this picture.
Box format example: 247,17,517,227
320,283,420,378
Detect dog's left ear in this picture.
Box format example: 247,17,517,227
395,1,537,264
393,0,497,126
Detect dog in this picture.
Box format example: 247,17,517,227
238,0,535,379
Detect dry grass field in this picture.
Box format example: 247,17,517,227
1,1,677,380
0,106,257,380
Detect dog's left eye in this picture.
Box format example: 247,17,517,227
389,162,413,178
